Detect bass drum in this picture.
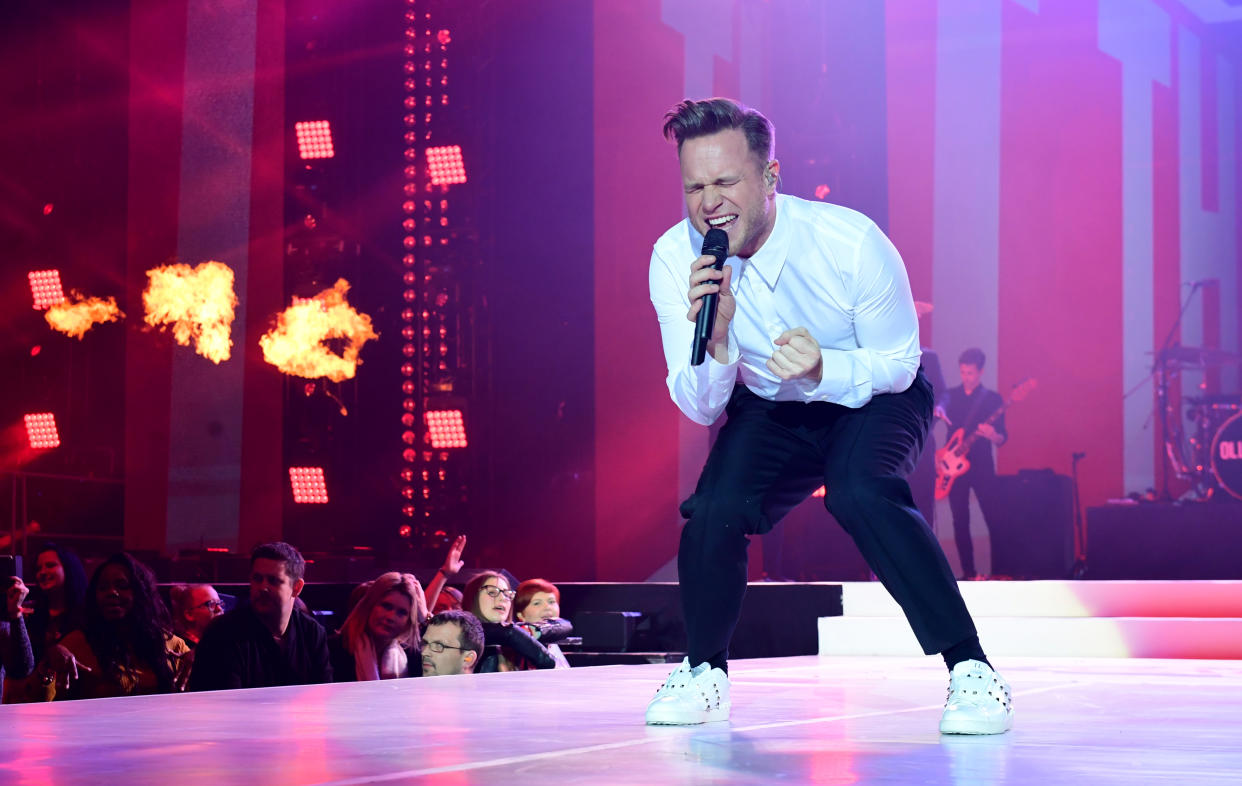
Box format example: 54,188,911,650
1210,411,1242,501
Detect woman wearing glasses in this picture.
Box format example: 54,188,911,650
463,571,557,672
169,584,225,649
329,572,427,681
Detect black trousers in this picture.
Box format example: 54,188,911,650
677,371,977,668
948,463,996,577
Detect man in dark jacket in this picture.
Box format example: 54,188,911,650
189,542,331,690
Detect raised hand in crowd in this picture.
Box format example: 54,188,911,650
424,534,467,613
6,576,29,621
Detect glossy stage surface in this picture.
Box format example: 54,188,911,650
4,656,1241,784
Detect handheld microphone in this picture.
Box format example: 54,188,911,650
691,228,730,366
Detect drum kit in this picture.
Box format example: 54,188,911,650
1156,344,1242,501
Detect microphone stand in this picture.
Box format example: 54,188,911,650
1151,282,1204,501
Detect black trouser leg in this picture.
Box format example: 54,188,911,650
948,472,976,577
678,388,822,670
821,374,978,655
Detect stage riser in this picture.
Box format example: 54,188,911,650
819,616,1242,659
1086,503,1242,579
841,580,1242,618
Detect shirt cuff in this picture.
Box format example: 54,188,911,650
797,348,871,408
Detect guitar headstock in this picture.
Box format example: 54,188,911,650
1008,377,1037,402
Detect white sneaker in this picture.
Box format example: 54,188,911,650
644,658,731,725
939,659,1014,735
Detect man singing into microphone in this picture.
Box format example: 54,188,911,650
645,98,1012,735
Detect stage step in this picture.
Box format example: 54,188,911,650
819,580,1242,659
841,580,1242,618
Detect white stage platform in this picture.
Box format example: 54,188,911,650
3,655,1241,784
821,580,1242,659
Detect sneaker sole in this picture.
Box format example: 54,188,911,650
645,708,731,726
939,716,1013,735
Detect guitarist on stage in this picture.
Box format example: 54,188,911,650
936,348,1007,580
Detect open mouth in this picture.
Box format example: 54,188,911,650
706,214,738,230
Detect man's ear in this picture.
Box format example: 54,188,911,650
291,578,306,597
463,650,478,669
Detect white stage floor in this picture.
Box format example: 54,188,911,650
4,655,1241,785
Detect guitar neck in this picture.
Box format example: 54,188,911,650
959,398,1011,451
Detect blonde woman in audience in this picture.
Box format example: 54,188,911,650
329,572,427,681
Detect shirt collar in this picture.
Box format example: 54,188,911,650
684,194,789,289
741,194,789,289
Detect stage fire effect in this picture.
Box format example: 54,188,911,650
259,279,377,382
44,294,124,339
143,261,238,363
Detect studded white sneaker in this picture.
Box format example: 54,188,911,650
939,659,1014,735
644,658,731,725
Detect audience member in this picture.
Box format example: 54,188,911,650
330,572,426,681
431,586,463,614
464,571,556,672
169,584,225,649
22,553,190,701
26,544,88,662
420,610,484,676
1,575,35,701
189,542,332,691
514,578,573,669
424,534,466,613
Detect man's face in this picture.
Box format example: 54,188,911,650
959,363,982,391
249,558,302,623
680,128,778,259
421,623,476,676
516,591,559,623
186,586,224,637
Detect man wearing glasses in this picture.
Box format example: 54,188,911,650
421,610,485,676
170,583,226,649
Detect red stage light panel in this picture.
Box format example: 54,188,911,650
295,121,335,160
424,409,467,448
289,466,329,503
425,145,466,185
24,413,61,449
28,270,66,310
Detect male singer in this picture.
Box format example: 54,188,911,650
644,98,1012,735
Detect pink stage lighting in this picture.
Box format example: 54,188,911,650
295,121,335,160
24,413,61,449
812,486,826,498
28,270,66,310
424,409,467,448
289,466,329,503
425,145,466,185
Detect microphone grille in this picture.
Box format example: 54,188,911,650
703,228,729,258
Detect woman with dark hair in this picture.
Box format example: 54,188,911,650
329,572,426,681
463,571,556,672
25,544,88,662
20,553,190,701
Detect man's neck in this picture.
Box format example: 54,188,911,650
963,383,980,395
256,607,292,639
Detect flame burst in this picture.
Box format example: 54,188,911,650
45,293,125,339
260,279,377,382
143,261,238,363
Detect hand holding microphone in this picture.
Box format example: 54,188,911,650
688,228,732,366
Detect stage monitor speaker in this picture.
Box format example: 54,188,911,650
987,469,1073,579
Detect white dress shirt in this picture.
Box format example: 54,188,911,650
649,194,922,425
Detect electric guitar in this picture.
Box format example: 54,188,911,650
933,378,1037,500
